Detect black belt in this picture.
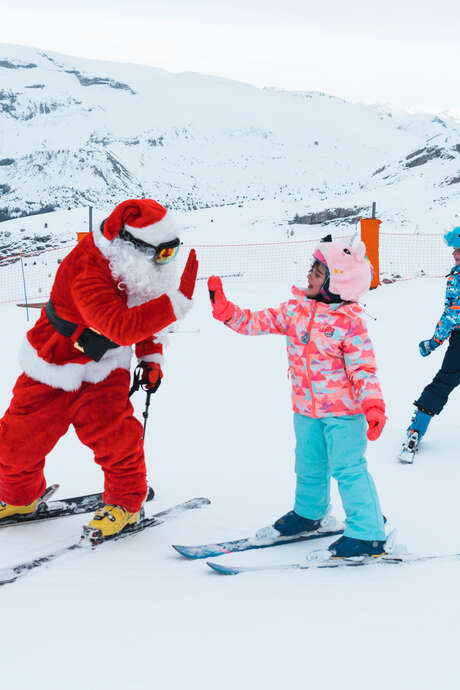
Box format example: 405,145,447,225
45,300,120,362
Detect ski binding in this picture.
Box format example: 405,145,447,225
0,485,155,527
399,431,419,464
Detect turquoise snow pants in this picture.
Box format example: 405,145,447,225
293,413,385,541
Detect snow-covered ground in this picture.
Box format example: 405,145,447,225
1,252,459,688
2,37,459,690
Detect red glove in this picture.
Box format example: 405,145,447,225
362,400,386,441
179,249,199,300
207,276,235,322
140,361,163,392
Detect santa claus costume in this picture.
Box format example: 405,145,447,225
0,198,198,537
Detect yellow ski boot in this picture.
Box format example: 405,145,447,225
0,498,39,520
87,505,139,540
0,485,59,523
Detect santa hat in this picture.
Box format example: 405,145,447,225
102,198,178,244
313,237,372,302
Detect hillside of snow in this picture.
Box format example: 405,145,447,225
1,42,460,254
1,265,459,689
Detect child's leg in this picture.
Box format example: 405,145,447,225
293,413,330,520
323,415,385,541
415,332,460,415
0,374,71,505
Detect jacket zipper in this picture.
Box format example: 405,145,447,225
305,302,318,417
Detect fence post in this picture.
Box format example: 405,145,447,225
360,206,381,289
19,247,30,321
76,206,93,243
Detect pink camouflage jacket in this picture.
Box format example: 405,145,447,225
224,286,384,418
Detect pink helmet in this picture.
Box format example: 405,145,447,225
313,238,372,302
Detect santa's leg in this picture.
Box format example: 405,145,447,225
0,373,71,506
72,369,147,513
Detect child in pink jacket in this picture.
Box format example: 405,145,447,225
208,236,387,559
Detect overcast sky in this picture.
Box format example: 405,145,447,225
2,0,459,114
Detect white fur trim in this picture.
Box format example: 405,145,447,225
19,338,132,392
153,332,170,348
125,213,179,246
139,352,164,366
168,291,192,320
151,323,175,338
92,221,112,257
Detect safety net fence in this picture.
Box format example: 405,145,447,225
0,232,453,305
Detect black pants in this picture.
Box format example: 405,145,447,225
415,331,460,415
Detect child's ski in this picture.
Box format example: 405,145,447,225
0,497,210,587
172,522,344,559
0,485,155,527
206,551,460,575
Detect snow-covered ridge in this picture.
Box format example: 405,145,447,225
0,42,459,242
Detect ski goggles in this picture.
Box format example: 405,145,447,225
118,229,181,264
151,238,181,264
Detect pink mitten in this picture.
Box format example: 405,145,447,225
363,400,386,441
207,276,235,322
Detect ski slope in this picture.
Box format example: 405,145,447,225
0,252,459,689
2,42,460,234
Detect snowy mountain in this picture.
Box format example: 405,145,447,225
1,42,460,243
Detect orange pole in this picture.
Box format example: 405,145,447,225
360,217,381,289
77,232,89,243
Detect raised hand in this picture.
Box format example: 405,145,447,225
179,249,199,300
207,276,235,322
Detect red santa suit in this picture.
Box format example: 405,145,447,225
0,199,195,512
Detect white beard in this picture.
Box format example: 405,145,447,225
102,236,179,308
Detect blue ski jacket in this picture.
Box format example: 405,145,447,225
433,265,460,343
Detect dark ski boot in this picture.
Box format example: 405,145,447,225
255,510,324,542
328,535,386,559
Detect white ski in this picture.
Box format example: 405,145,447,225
0,497,210,587
207,551,460,575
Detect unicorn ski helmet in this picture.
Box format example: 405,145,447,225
312,236,372,302
444,227,460,249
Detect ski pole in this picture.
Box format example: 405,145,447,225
129,364,161,440
142,390,152,440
